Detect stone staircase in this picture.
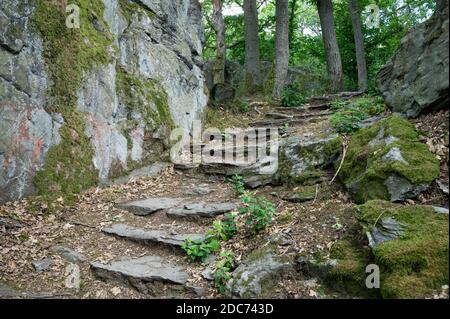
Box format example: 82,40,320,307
89,192,238,297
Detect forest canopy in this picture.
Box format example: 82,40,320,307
201,0,436,91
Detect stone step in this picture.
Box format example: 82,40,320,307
90,256,189,291
167,202,237,218
249,116,326,127
118,197,183,216
102,224,204,248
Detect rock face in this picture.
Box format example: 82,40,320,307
377,5,449,118
339,116,440,203
0,0,207,203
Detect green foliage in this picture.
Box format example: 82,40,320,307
228,175,245,196
281,85,307,107
213,250,235,295
211,213,237,241
239,192,276,233
203,0,435,92
182,236,221,262
330,96,385,134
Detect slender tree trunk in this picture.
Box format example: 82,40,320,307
244,0,262,88
273,0,289,100
316,0,344,92
288,0,298,46
213,0,226,85
349,0,368,91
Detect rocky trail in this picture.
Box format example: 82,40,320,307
1,95,449,300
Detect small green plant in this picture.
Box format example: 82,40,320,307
213,250,235,295
182,236,221,262
330,100,348,110
281,85,306,107
228,175,245,196
222,213,238,240
238,100,250,113
239,192,276,232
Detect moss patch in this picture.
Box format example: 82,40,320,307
30,0,115,203
326,238,379,298
357,200,449,298
118,0,156,23
339,116,440,203
116,65,174,130
33,111,98,204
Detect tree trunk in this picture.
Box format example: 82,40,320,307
273,0,290,100
288,0,298,46
349,0,368,91
317,0,344,92
244,0,262,88
213,0,226,85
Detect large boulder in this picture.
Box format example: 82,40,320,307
297,201,449,299
0,0,208,203
339,116,440,203
357,201,449,298
377,4,449,118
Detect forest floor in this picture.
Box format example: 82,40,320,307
0,95,448,299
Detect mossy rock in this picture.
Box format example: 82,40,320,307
339,116,440,203
280,185,317,203
357,200,449,298
30,0,115,204
279,134,342,186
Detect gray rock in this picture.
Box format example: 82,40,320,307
377,7,449,118
367,217,405,248
184,186,213,196
384,175,428,202
437,180,449,195
0,217,22,229
227,251,293,298
212,83,236,103
382,147,408,164
118,197,183,216
32,259,53,272
201,267,215,281
102,223,204,248
0,283,20,298
281,134,341,184
90,256,188,290
50,246,86,264
432,206,449,215
167,202,236,218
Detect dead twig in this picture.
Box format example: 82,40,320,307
312,184,319,205
331,136,350,184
